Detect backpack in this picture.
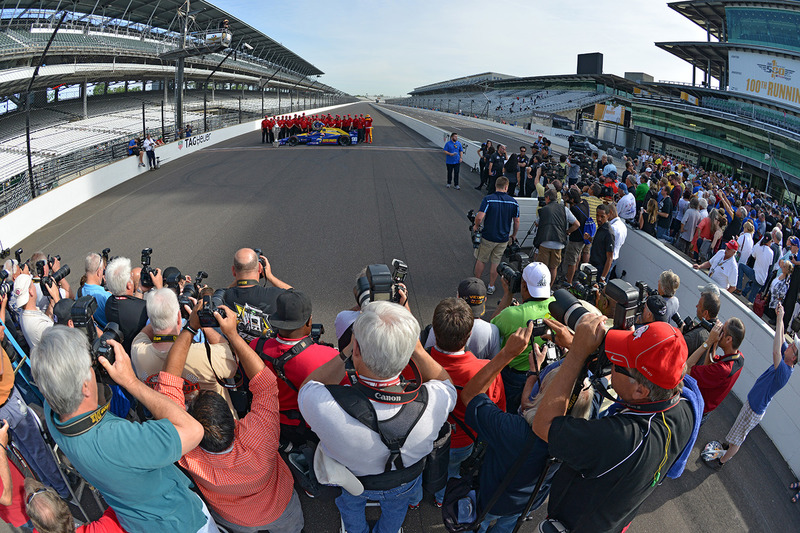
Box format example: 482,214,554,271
583,215,597,245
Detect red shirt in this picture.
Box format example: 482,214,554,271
0,456,28,527
156,370,294,527
429,347,505,448
690,351,743,414
76,508,126,533
365,117,373,128
251,336,342,426
261,119,269,130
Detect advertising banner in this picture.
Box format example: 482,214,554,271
729,50,800,110
593,103,625,125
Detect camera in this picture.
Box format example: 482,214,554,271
467,210,481,249
14,248,23,265
254,248,267,278
47,254,60,268
356,263,408,307
528,318,549,338
178,271,208,315
310,323,335,348
197,289,228,328
605,279,642,331
92,322,123,366
496,247,530,294
71,296,98,342
140,248,155,288
0,270,11,299
40,264,70,294
391,259,408,285
674,315,714,333
101,248,111,265
569,263,599,302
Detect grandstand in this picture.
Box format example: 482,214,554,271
0,0,354,216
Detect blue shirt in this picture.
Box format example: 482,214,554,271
45,404,205,533
747,359,793,414
127,139,136,155
479,192,519,243
80,283,112,327
444,140,463,165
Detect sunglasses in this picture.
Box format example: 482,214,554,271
614,365,633,379
26,488,49,506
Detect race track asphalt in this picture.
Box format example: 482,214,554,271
13,102,800,532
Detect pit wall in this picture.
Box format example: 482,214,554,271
2,104,353,248
381,103,800,477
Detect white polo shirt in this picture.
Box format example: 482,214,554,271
707,250,738,289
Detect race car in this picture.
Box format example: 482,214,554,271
278,127,359,147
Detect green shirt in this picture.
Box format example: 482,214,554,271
491,297,554,371
635,183,650,202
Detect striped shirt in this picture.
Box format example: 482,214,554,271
156,369,294,528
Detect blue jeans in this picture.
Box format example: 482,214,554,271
737,264,762,302
501,367,528,414
336,473,421,533
477,512,519,533
656,225,672,243
433,443,475,504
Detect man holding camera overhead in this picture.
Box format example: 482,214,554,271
490,262,554,415
31,327,220,533
533,314,698,533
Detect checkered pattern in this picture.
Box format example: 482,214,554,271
725,400,764,446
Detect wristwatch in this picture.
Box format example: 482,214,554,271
183,324,199,337
702,342,709,350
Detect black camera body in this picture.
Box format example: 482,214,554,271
467,210,481,249
676,315,714,333
40,264,70,295
0,270,11,299
605,279,643,331
570,264,599,302
71,296,98,343
356,263,408,307
178,271,208,315
528,318,549,338
496,248,530,294
92,322,123,366
197,289,228,328
140,248,155,288
254,248,267,278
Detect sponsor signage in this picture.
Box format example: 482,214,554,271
178,133,212,150
729,50,800,110
593,103,625,125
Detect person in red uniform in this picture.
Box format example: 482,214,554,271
357,114,366,143
251,289,342,447
343,114,352,132
365,114,374,143
689,317,746,423
427,297,505,506
261,116,270,144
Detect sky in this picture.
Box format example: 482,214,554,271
216,0,710,97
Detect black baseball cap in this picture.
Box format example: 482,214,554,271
53,298,75,326
270,289,312,330
646,295,668,323
458,277,487,318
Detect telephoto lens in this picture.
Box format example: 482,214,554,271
549,289,592,331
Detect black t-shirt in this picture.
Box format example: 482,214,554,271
589,223,615,272
569,201,590,243
222,284,285,341
657,196,673,228
489,153,506,177
105,295,148,355
547,401,693,533
722,214,742,243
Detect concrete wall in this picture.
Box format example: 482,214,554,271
617,228,800,475
1,103,352,248
385,105,800,476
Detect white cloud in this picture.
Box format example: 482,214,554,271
217,0,711,95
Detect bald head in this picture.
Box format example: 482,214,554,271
233,248,259,278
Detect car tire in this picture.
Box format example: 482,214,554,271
338,135,351,146
288,136,299,146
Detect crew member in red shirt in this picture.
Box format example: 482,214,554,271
357,114,366,143
365,114,374,144
261,116,270,144
252,289,343,446
343,114,352,132
689,317,745,423
427,297,505,507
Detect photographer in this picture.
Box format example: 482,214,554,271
222,248,292,342
565,154,581,187
104,257,148,355
534,188,579,285
155,301,301,533
688,317,745,423
563,188,592,284
131,288,239,417
587,204,615,282
486,145,507,194
13,274,54,351
252,289,341,447
30,327,218,533
77,253,111,326
30,252,69,312
533,317,696,532
683,286,720,355
640,295,669,324
297,301,456,533
473,177,520,295
491,263,554,414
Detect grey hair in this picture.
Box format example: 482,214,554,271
84,253,102,275
31,327,93,416
353,301,420,379
773,228,783,243
105,257,132,296
628,367,685,402
145,288,180,332
659,270,680,297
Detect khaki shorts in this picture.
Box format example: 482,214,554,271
536,245,562,272
563,240,585,267
475,238,508,264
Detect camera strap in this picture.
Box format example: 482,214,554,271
344,358,422,404
236,279,258,287
256,336,315,392
204,341,244,390
51,384,112,437
153,335,177,343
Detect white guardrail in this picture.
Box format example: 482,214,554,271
1,104,353,248
376,103,800,478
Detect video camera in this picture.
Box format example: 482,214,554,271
467,210,481,249
140,248,155,288
197,289,228,328
355,260,409,307
496,245,531,294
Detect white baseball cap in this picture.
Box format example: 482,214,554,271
645,167,653,172
522,262,551,298
12,274,32,308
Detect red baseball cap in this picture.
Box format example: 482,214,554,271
725,239,739,251
605,322,688,389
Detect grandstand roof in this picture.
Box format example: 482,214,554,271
6,0,323,76
494,73,641,94
668,0,800,40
